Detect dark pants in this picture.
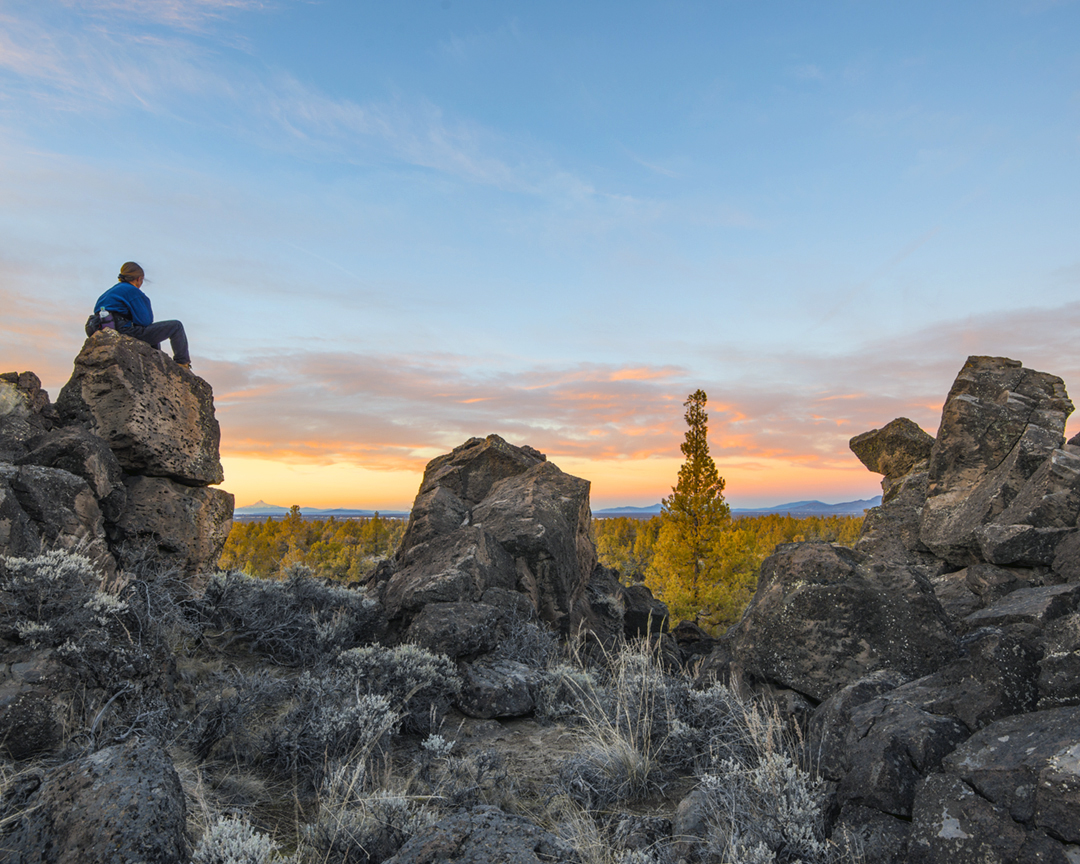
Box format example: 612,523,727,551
122,320,190,365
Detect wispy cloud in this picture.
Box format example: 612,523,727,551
0,4,603,202
62,0,267,32
202,298,1080,477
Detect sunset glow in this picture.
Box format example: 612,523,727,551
2,1,1078,513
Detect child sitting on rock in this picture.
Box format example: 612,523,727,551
87,262,192,370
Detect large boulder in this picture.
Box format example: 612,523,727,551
0,464,114,574
57,330,224,486
5,736,189,864
835,698,969,817
0,372,56,461
907,774,1030,864
855,467,942,570
819,628,1041,822
456,656,543,719
726,542,957,702
112,475,233,574
920,356,1074,567
397,435,546,552
384,526,518,618
1038,613,1080,709
371,436,599,635
470,459,596,628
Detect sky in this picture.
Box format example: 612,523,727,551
1,0,1079,510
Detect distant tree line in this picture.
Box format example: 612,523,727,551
219,505,406,581
592,511,863,631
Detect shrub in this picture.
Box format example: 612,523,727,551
698,753,841,864
197,567,383,665
554,640,694,807
336,643,461,734
185,669,291,763
301,765,436,864
262,679,399,788
192,815,295,864
0,550,191,744
494,619,563,669
534,663,599,721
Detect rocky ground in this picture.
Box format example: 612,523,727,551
0,337,1078,864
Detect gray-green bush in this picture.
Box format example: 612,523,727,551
197,566,382,665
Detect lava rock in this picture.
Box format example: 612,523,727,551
57,330,224,486
5,736,189,864
384,805,578,864
727,542,957,702
113,474,233,574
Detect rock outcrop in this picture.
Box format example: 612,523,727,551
1,330,233,576
57,329,223,485
726,542,956,701
367,435,660,647
920,356,1074,566
702,356,1080,863
384,806,578,864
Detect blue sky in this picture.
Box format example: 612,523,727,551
2,0,1078,509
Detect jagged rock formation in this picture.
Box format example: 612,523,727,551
366,435,664,647
364,434,668,720
702,356,1080,864
0,330,233,576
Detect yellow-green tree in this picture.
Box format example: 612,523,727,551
646,389,731,623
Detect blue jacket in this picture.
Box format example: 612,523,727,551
95,282,154,327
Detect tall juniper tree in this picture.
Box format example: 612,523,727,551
647,389,731,624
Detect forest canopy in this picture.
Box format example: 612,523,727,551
218,506,406,581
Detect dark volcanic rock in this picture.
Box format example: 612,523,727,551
855,467,944,570
113,475,233,574
397,435,546,552
943,705,1080,840
976,447,1080,566
384,805,578,864
963,583,1080,630
17,426,127,524
812,670,910,781
878,627,1040,733
727,542,957,702
907,773,1027,864
920,356,1073,567
456,656,542,719
6,736,188,864
0,372,56,461
0,690,64,760
834,803,910,864
1038,613,1080,709
1051,530,1080,583
0,463,114,574
405,601,504,659
385,526,518,618
471,460,596,631
835,698,969,817
850,417,935,485
374,435,605,637
57,330,224,486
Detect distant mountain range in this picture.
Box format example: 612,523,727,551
594,497,881,519
235,496,882,521
233,501,409,520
